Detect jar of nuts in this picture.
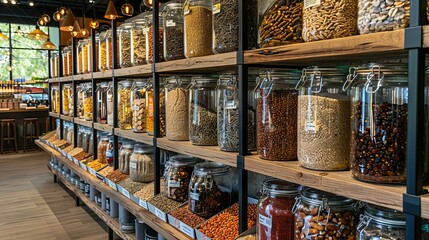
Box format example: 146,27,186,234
293,187,358,240
165,76,191,141
62,84,71,116
83,83,93,121
188,162,231,218
163,155,198,202
296,67,350,170
119,141,134,174
302,0,358,42
119,23,133,68
118,80,133,130
96,82,109,124
163,2,185,61
98,31,108,71
129,144,154,183
131,79,148,133
131,16,148,66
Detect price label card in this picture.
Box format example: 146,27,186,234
139,199,148,209
259,214,272,228
155,208,167,222
168,180,181,188
212,3,221,14
73,159,79,165
179,222,195,238
122,188,131,199
108,180,117,191
190,192,199,201
166,20,176,27
89,168,97,176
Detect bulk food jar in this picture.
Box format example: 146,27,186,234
50,53,58,78
62,47,69,76
51,86,60,113
358,0,410,34
118,80,133,130
145,13,164,63
107,82,114,125
98,31,108,71
81,39,90,73
163,155,198,202
83,84,93,121
105,29,114,69
119,142,134,174
131,79,148,133
145,80,166,136
129,144,154,183
347,64,408,184
212,0,239,53
163,2,185,61
165,76,191,141
77,84,84,119
96,82,109,124
183,0,213,58
68,87,74,116
119,23,132,68
256,71,300,161
293,188,358,240
302,0,357,42
188,162,231,218
131,17,148,66
97,135,109,164
62,84,71,115
77,39,84,74
189,76,218,145
296,67,350,171
257,179,300,240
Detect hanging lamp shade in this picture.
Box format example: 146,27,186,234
42,38,56,50
104,0,118,20
27,26,49,41
59,7,67,15
80,28,90,37
53,11,62,21
0,30,9,40
71,20,81,38
89,19,99,29
121,3,134,16
60,9,75,32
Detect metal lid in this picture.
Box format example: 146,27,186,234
263,178,301,196
133,144,153,154
362,203,405,226
191,76,218,84
168,155,198,167
122,141,134,149
119,22,133,29
352,63,408,76
167,2,183,8
119,80,133,87
301,187,356,206
165,76,192,88
193,162,229,176
303,66,348,77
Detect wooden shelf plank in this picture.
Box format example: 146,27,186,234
156,138,237,168
60,114,74,122
115,65,152,77
49,112,60,118
93,71,113,80
59,76,73,82
74,73,93,81
74,118,93,128
48,78,59,83
94,123,114,134
114,128,153,146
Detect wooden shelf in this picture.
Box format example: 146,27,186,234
94,123,114,134
49,112,60,118
0,108,48,113
48,78,59,83
74,73,93,81
93,71,113,80
74,118,93,128
114,128,153,146
115,65,152,77
59,76,73,82
60,114,74,122
156,138,237,168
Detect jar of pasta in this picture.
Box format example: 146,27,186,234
105,29,114,70
145,13,164,63
82,38,90,73
83,83,93,121
62,47,69,76
51,86,60,113
145,81,166,136
62,84,71,116
119,23,133,68
107,82,114,126
131,16,148,66
131,79,148,133
118,80,133,130
77,84,84,119
98,31,108,71
129,144,154,183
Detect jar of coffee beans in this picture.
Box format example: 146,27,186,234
131,79,149,133
119,23,133,68
163,2,185,61
165,76,191,141
163,155,198,202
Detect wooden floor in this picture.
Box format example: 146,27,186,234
0,151,109,240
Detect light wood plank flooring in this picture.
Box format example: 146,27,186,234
0,151,109,240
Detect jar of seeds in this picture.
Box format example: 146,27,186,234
302,0,358,42
98,31,108,71
131,79,148,133
96,82,109,124
83,83,93,121
119,23,133,68
119,141,134,174
131,17,148,66
188,162,231,218
296,67,350,171
184,0,213,58
163,2,185,61
129,144,154,183
358,0,410,34
212,0,239,53
118,80,133,130
165,76,191,141
256,71,300,161
163,155,198,202
189,76,218,146
62,84,71,116
293,187,358,240
145,13,164,63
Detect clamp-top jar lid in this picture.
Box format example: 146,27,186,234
133,79,148,87
193,162,229,176
165,76,192,89
191,76,218,84
166,2,183,9
133,144,153,154
262,178,301,196
298,187,356,207
120,22,133,29
122,141,134,149
360,203,405,227
119,80,133,87
168,155,199,167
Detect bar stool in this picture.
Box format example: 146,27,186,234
0,119,18,154
23,118,40,152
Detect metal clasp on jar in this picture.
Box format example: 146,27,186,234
343,67,357,91
317,198,331,226
259,71,274,99
357,215,372,233
364,65,384,94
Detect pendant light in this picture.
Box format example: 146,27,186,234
14,26,23,36
37,18,46,26
42,38,56,50
121,0,134,16
59,7,67,16
27,26,49,41
42,14,51,23
71,20,81,38
89,19,99,29
53,10,62,21
79,0,90,38
0,30,9,40
104,0,118,20
60,9,76,32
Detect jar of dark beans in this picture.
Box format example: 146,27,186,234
163,155,198,202
212,0,239,53
188,162,231,218
293,187,358,240
346,64,409,184
163,2,185,61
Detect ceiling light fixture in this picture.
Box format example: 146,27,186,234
27,26,49,41
59,7,67,15
104,0,118,20
37,18,46,26
60,9,75,32
42,14,51,23
121,0,134,16
42,38,56,50
10,0,16,4
2,0,8,4
71,20,81,37
89,19,99,29
0,30,9,40
53,10,62,21
28,1,34,6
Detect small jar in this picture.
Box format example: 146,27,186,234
189,76,218,146
118,80,133,130
107,82,114,126
165,76,191,141
296,67,350,170
62,84,71,115
184,0,213,58
119,142,134,174
163,155,198,202
256,71,300,160
188,162,231,218
145,81,166,136
212,0,239,53
51,86,60,113
293,188,358,240
83,84,93,121
97,136,109,164
119,23,133,68
302,0,357,42
163,2,185,61
82,39,90,73
77,84,84,119
257,179,300,240
131,17,148,66
129,144,154,183
131,79,148,133
145,13,164,63
96,82,109,124
77,40,84,74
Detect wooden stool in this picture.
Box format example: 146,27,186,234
23,118,40,152
0,119,18,154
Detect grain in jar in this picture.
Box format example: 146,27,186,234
131,17,147,66
96,82,109,124
145,13,164,63
184,0,213,58
118,80,133,130
119,142,134,174
129,144,154,183
131,79,148,133
163,155,198,202
163,3,185,61
119,23,133,68
62,84,71,116
165,76,191,141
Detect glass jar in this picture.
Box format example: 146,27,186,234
131,17,148,66
293,188,358,240
118,80,133,130
68,88,74,116
77,84,84,119
88,36,97,73
163,155,198,202
119,23,133,68
119,142,134,174
348,64,408,184
163,2,185,61
83,84,93,121
97,136,109,164
82,130,91,153
105,29,114,70
98,31,108,71
256,71,300,160
302,0,357,42
129,144,154,183
77,40,84,74
358,0,410,34
189,76,218,146
131,79,148,133
165,76,191,141
62,84,71,115
357,203,405,239
82,39,90,73
296,67,350,170
51,86,60,113
106,135,117,166
62,47,69,76
107,82,114,126
145,13,164,63
212,0,238,53
50,53,58,78
188,162,231,218
184,0,213,58
96,82,109,124
145,81,166,136
257,179,300,240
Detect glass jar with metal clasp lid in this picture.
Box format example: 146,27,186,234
119,23,133,68
62,83,71,115
77,84,85,119
119,141,134,174
77,39,84,74
163,2,185,61
145,12,164,63
145,80,166,136
163,155,198,202
98,31,108,71
96,82,109,124
129,144,154,183
83,83,93,121
131,15,148,66
131,79,149,133
118,80,133,130
107,82,114,126
81,38,90,73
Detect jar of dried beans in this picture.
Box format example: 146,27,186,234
296,67,350,171
83,83,93,121
293,188,358,240
163,155,198,202
184,0,213,58
163,2,185,61
62,84,71,116
347,64,408,184
256,71,300,160
131,17,148,66
118,80,133,130
189,76,218,146
145,81,166,136
129,144,154,183
165,76,191,141
145,13,164,64
119,141,134,174
131,79,148,133
188,162,231,218
257,178,300,240
119,23,133,68
96,82,109,124
98,31,108,71
302,0,358,42
97,135,109,164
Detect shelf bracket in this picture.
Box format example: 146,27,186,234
403,193,421,216
237,155,245,170
404,26,423,49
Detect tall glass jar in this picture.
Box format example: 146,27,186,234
51,86,60,113
189,76,218,146
145,81,166,136
129,144,154,183
131,79,148,133
163,2,185,61
67,45,73,75
256,71,300,161
188,162,231,218
88,36,98,72
145,13,164,63
212,0,238,53
257,179,300,240
165,76,191,141
105,29,114,70
62,84,71,116
68,88,74,116
348,64,408,184
83,84,93,121
184,0,213,58
119,23,133,68
107,82,114,126
96,82,109,124
163,155,198,202
293,188,358,240
296,67,350,170
98,31,108,71
119,142,134,174
97,135,109,164
302,0,357,42
50,53,58,78
106,135,114,166
82,39,89,73
77,40,84,74
77,84,84,119
118,80,133,130
62,47,69,76
131,17,148,66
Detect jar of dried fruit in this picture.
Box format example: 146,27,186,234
131,16,148,66
296,67,350,170
131,79,148,133
119,23,133,68
163,155,198,202
119,141,134,174
118,80,133,130
62,84,71,116
129,144,154,183
293,187,358,240
83,83,93,121
96,82,109,124
98,31,108,71
165,76,191,141
145,13,164,63
163,2,185,61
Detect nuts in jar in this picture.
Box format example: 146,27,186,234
163,155,198,202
